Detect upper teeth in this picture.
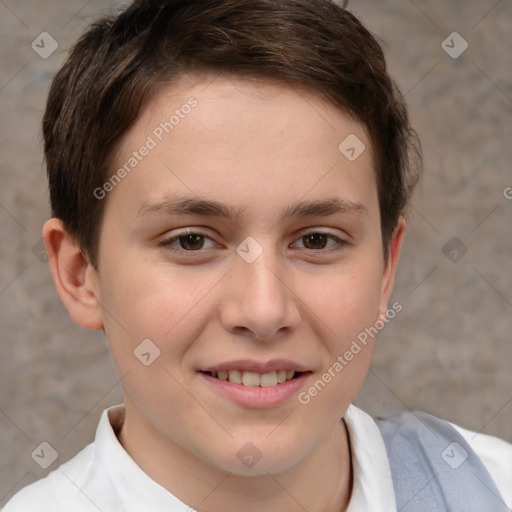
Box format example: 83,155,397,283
212,370,296,387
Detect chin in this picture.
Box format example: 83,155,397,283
217,454,303,477
200,433,309,477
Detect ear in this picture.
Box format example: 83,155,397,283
377,217,406,319
42,218,104,330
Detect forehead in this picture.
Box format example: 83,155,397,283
108,75,377,219
140,74,370,147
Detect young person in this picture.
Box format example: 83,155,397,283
4,1,511,510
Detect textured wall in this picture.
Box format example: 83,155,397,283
1,0,511,505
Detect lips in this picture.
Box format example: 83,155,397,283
199,370,311,408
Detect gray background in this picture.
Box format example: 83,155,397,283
1,0,511,504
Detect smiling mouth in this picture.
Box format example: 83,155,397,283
201,370,307,387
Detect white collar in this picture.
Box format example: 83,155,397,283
93,403,396,511
93,405,189,510
343,404,397,511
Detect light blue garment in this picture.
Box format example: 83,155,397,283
376,410,509,512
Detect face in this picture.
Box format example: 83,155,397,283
90,75,402,476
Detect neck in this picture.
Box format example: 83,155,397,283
118,401,352,512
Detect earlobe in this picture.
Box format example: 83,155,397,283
42,218,104,330
378,217,406,319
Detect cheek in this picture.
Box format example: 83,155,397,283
300,259,384,340
296,269,381,415
98,253,219,353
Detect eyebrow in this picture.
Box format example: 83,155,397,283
136,195,367,221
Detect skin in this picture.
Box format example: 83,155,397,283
44,75,405,512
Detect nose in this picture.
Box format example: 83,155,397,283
219,248,301,341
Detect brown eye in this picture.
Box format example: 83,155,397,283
292,232,346,253
178,234,205,250
302,233,328,249
160,230,217,253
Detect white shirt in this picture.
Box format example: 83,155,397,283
3,405,511,511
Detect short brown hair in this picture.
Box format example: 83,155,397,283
43,0,421,268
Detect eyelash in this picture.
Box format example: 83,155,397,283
159,229,348,254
